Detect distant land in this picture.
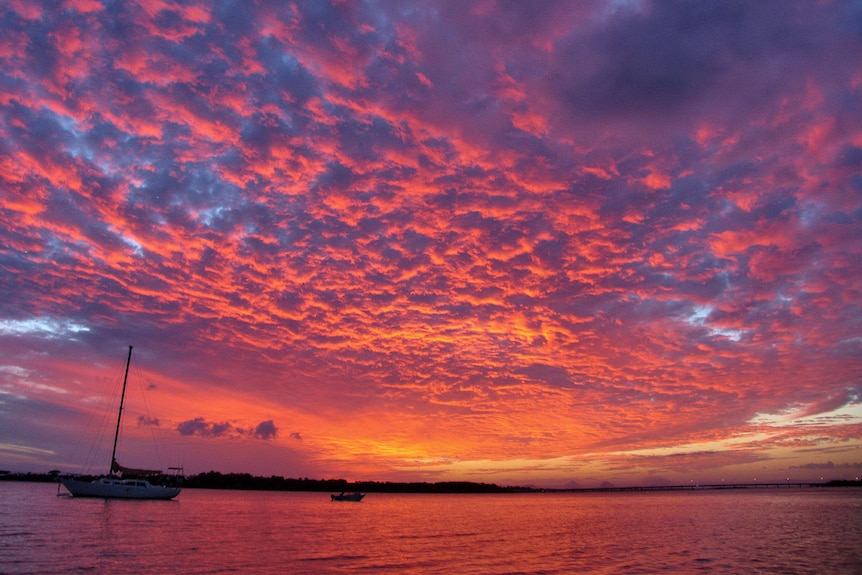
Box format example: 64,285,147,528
0,470,531,493
2,470,861,493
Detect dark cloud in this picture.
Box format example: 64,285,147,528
177,417,224,437
176,417,278,441
515,363,572,388
547,0,862,138
253,420,278,440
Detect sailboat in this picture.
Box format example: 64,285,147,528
61,346,182,500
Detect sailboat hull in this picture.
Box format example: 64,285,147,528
61,477,180,500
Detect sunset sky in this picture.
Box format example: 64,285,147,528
1,0,861,488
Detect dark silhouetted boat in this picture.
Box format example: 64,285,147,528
331,491,365,501
60,346,182,500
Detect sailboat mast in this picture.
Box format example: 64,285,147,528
109,345,133,475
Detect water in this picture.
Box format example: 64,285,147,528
1,482,860,574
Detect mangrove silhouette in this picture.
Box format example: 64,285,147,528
0,469,530,493
181,471,532,493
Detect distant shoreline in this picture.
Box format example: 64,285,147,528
546,480,862,492
3,470,861,493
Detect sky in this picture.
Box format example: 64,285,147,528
1,0,861,489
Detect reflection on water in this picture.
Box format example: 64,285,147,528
2,483,861,574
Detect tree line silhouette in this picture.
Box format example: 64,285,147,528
182,471,532,493
2,470,859,492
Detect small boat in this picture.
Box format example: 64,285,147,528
60,346,182,500
331,492,365,501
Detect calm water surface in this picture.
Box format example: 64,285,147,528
1,482,860,574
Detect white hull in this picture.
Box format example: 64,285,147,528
61,477,180,500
